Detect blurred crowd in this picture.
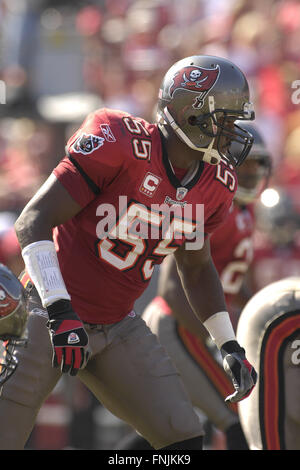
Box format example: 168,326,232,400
0,0,300,450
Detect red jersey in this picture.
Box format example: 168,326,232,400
250,232,300,292
52,108,236,323
210,203,255,306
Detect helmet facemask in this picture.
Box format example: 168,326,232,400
0,337,26,386
235,156,271,204
187,107,255,167
231,122,272,204
255,188,300,246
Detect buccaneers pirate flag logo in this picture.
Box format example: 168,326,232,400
0,288,18,317
169,65,220,109
72,133,105,155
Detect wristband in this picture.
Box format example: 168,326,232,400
203,311,236,349
46,299,73,320
22,240,71,307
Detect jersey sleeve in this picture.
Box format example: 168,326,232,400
53,108,128,207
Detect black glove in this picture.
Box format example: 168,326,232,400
47,300,90,376
221,340,257,403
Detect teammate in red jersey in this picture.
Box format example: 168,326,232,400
0,55,257,450
249,187,300,292
116,123,271,450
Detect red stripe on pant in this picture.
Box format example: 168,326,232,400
19,271,32,289
177,325,238,414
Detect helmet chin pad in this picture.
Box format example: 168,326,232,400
195,140,221,165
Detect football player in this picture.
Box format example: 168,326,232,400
116,123,271,450
0,55,256,450
249,188,300,292
0,264,28,388
237,277,300,450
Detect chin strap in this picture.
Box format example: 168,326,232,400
199,139,220,165
160,107,221,165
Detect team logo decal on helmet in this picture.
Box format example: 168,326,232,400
72,133,105,155
169,65,220,109
0,288,19,317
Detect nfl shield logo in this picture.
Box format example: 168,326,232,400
67,332,80,344
176,187,188,201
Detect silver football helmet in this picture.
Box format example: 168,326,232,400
0,264,28,386
255,188,300,246
157,55,255,166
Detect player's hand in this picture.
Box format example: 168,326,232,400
46,300,90,376
221,340,257,403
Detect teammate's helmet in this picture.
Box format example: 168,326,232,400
255,188,300,246
0,264,28,386
157,55,255,167
233,123,272,204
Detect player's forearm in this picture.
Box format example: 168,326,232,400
158,256,208,338
15,210,71,307
162,276,209,339
15,179,74,307
177,258,237,349
177,258,227,324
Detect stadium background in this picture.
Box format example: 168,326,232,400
0,0,300,449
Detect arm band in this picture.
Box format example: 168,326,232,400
22,240,71,307
203,311,236,349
